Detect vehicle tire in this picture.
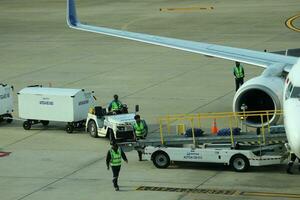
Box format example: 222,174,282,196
88,120,98,138
152,151,170,169
108,129,115,142
66,124,74,134
23,121,31,130
230,154,250,172
6,114,13,124
41,120,49,126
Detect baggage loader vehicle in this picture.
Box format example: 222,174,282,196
120,111,288,172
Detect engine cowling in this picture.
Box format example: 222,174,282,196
233,76,284,127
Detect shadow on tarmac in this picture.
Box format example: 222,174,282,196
170,161,289,173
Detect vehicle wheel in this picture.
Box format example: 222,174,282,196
23,121,31,130
230,154,250,172
6,114,13,124
108,129,115,142
41,120,49,126
88,120,98,138
66,124,74,134
152,151,170,169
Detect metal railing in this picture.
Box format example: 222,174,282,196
157,110,284,146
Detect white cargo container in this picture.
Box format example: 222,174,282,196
18,86,95,133
0,83,13,124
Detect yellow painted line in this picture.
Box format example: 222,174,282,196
285,14,300,32
159,6,214,12
241,191,300,199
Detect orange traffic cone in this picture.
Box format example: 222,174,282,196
211,118,219,135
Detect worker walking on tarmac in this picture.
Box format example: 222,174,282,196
133,114,148,161
233,61,245,91
108,94,123,114
106,142,128,191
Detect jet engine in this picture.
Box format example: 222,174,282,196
233,76,284,127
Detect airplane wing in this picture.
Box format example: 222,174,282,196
67,0,298,72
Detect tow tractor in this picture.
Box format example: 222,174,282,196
86,105,139,141
120,110,288,172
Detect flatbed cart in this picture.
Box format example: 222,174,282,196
121,133,287,172
144,143,287,172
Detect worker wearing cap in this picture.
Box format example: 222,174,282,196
106,142,128,191
233,61,245,91
133,114,148,161
108,94,123,114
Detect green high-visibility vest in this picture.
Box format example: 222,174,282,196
134,121,146,137
234,66,244,78
111,101,122,111
110,148,122,166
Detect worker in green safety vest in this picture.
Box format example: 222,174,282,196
106,142,128,191
233,61,245,91
133,114,148,161
108,94,124,114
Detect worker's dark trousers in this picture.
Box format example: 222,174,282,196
111,165,121,188
136,136,145,161
235,78,244,91
138,150,142,161
287,153,300,173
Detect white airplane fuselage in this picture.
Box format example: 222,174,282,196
66,0,300,158
283,60,300,158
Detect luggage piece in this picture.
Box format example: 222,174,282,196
217,127,241,136
184,128,204,137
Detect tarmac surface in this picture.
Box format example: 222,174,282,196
1,0,300,199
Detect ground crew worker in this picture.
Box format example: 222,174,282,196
133,114,148,161
108,94,123,114
106,142,128,191
287,153,300,174
233,61,245,91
